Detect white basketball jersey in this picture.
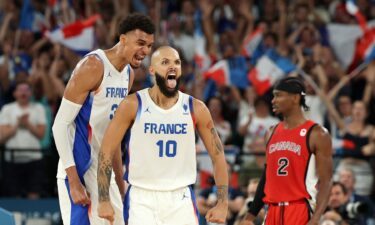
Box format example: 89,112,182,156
125,89,197,191
57,49,131,179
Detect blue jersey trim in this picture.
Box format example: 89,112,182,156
73,94,94,181
123,185,132,224
135,92,142,121
123,130,132,182
189,96,194,113
189,185,199,223
64,179,90,225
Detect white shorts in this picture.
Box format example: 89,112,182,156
124,185,199,225
57,169,124,225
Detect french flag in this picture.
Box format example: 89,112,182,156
45,14,100,56
248,49,296,96
203,60,231,86
328,1,375,72
241,26,264,58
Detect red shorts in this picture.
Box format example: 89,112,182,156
264,200,311,225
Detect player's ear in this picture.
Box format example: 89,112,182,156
149,66,155,76
119,34,127,44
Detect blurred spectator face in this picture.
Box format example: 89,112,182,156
328,184,348,209
182,0,195,16
13,83,32,105
339,169,355,193
168,13,181,31
263,0,276,22
352,101,367,122
38,51,51,70
300,26,318,47
3,1,17,12
338,96,352,117
263,33,277,49
254,99,270,118
19,31,35,50
208,97,223,118
295,4,309,23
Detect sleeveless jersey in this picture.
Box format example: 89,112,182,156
124,89,196,191
263,120,318,204
56,49,131,179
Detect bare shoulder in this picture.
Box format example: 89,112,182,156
192,98,211,123
310,124,331,140
309,124,332,154
117,93,139,116
73,55,104,82
69,55,104,87
193,98,209,114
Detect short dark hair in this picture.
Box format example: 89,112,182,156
332,181,348,195
118,13,155,36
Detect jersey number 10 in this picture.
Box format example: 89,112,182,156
156,140,177,157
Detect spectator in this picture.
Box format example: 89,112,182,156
238,96,278,155
0,81,46,198
325,181,371,225
338,167,375,225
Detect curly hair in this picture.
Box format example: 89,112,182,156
118,13,155,36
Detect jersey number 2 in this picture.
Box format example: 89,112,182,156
156,140,177,157
277,158,289,176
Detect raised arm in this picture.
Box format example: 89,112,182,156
52,55,103,205
97,95,138,222
194,99,228,224
308,125,333,225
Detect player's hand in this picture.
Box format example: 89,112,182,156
205,202,227,224
69,180,91,206
98,201,115,224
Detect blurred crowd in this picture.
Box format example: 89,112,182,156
0,0,375,224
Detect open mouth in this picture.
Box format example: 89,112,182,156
134,54,145,63
166,72,177,88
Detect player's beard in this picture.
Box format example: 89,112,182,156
155,72,181,98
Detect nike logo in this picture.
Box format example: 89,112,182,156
144,107,151,113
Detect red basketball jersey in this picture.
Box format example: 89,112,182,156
263,120,318,204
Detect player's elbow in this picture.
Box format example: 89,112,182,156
52,119,65,139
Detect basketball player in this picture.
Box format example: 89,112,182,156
96,46,229,225
52,13,155,225
241,77,333,225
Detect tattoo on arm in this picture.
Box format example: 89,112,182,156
206,121,224,154
97,152,113,202
216,185,228,202
209,124,224,154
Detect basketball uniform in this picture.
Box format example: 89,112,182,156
123,89,199,225
57,49,130,225
263,120,318,225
